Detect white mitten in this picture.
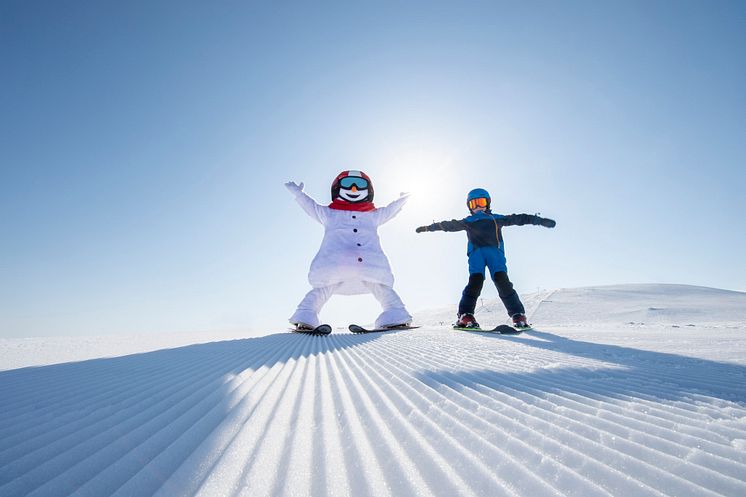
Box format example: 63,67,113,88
284,181,305,196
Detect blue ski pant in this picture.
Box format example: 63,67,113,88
459,248,525,317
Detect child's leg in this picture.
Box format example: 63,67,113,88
364,282,412,328
460,249,487,316
492,271,525,317
458,273,485,315
289,285,338,328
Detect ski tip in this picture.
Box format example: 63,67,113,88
493,324,523,334
315,324,332,335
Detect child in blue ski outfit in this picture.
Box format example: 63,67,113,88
415,188,556,329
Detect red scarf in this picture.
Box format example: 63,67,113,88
328,199,376,211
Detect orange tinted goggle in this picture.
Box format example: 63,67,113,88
468,198,489,209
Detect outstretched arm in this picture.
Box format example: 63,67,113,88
415,219,468,233
498,213,556,228
375,192,410,225
285,181,327,224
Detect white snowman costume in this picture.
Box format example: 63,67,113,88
286,173,412,329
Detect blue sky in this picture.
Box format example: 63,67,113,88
2,0,745,337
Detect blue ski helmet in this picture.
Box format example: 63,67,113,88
467,188,491,211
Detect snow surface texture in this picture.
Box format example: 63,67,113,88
1,284,745,497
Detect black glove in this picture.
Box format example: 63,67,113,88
415,226,429,233
539,218,556,228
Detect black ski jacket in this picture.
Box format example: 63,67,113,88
420,212,547,250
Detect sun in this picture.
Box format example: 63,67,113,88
379,147,459,215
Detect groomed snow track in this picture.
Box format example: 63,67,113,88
1,326,745,497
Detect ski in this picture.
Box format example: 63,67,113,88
292,324,332,335
453,324,524,335
349,324,420,334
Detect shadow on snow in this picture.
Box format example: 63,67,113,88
421,328,746,405
0,330,389,495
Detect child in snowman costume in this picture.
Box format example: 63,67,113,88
285,170,413,330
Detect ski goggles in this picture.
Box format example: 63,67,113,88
468,197,489,210
339,176,369,189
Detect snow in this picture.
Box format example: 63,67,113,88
1,284,745,496
0,330,261,373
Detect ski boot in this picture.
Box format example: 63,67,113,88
455,313,480,329
512,313,531,330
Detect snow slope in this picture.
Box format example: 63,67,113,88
1,284,745,496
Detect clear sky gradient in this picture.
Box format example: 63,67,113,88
2,0,745,337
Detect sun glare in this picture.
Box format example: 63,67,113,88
379,147,460,217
